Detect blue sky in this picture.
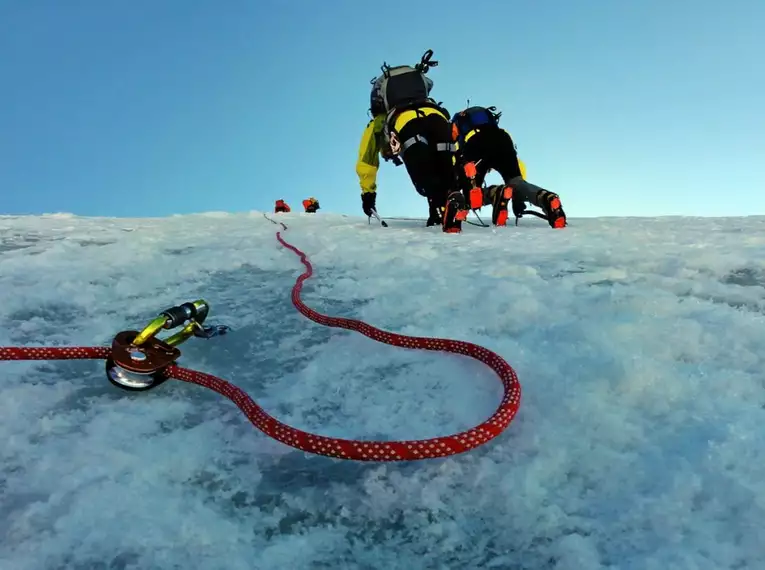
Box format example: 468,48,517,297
1,0,763,219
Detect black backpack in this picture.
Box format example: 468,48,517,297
370,50,439,116
451,105,502,145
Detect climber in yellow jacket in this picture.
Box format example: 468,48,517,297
355,49,467,233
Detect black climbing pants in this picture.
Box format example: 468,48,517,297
397,113,459,209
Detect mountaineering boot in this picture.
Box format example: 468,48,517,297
442,191,467,233
512,198,527,220
426,198,442,227
537,190,567,228
484,184,514,226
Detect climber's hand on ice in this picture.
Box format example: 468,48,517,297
361,192,377,217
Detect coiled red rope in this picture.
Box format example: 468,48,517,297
0,216,521,461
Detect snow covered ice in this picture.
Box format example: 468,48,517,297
1,210,765,569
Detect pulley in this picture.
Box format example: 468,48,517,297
106,300,228,392
106,358,166,391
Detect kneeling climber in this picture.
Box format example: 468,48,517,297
274,199,291,213
452,105,567,228
356,49,467,233
303,197,320,213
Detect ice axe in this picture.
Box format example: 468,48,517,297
368,208,388,227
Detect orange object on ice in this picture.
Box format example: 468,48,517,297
303,197,320,213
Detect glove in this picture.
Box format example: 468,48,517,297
361,192,377,217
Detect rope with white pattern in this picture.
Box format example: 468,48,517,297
0,216,522,461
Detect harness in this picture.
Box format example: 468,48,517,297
384,103,456,160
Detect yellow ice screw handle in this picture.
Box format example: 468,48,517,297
132,300,209,347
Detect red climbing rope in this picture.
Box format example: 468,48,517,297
0,216,521,461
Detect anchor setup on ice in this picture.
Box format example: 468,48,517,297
1,216,523,462
105,300,229,391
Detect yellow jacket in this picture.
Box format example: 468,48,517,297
356,107,449,194
355,114,387,194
